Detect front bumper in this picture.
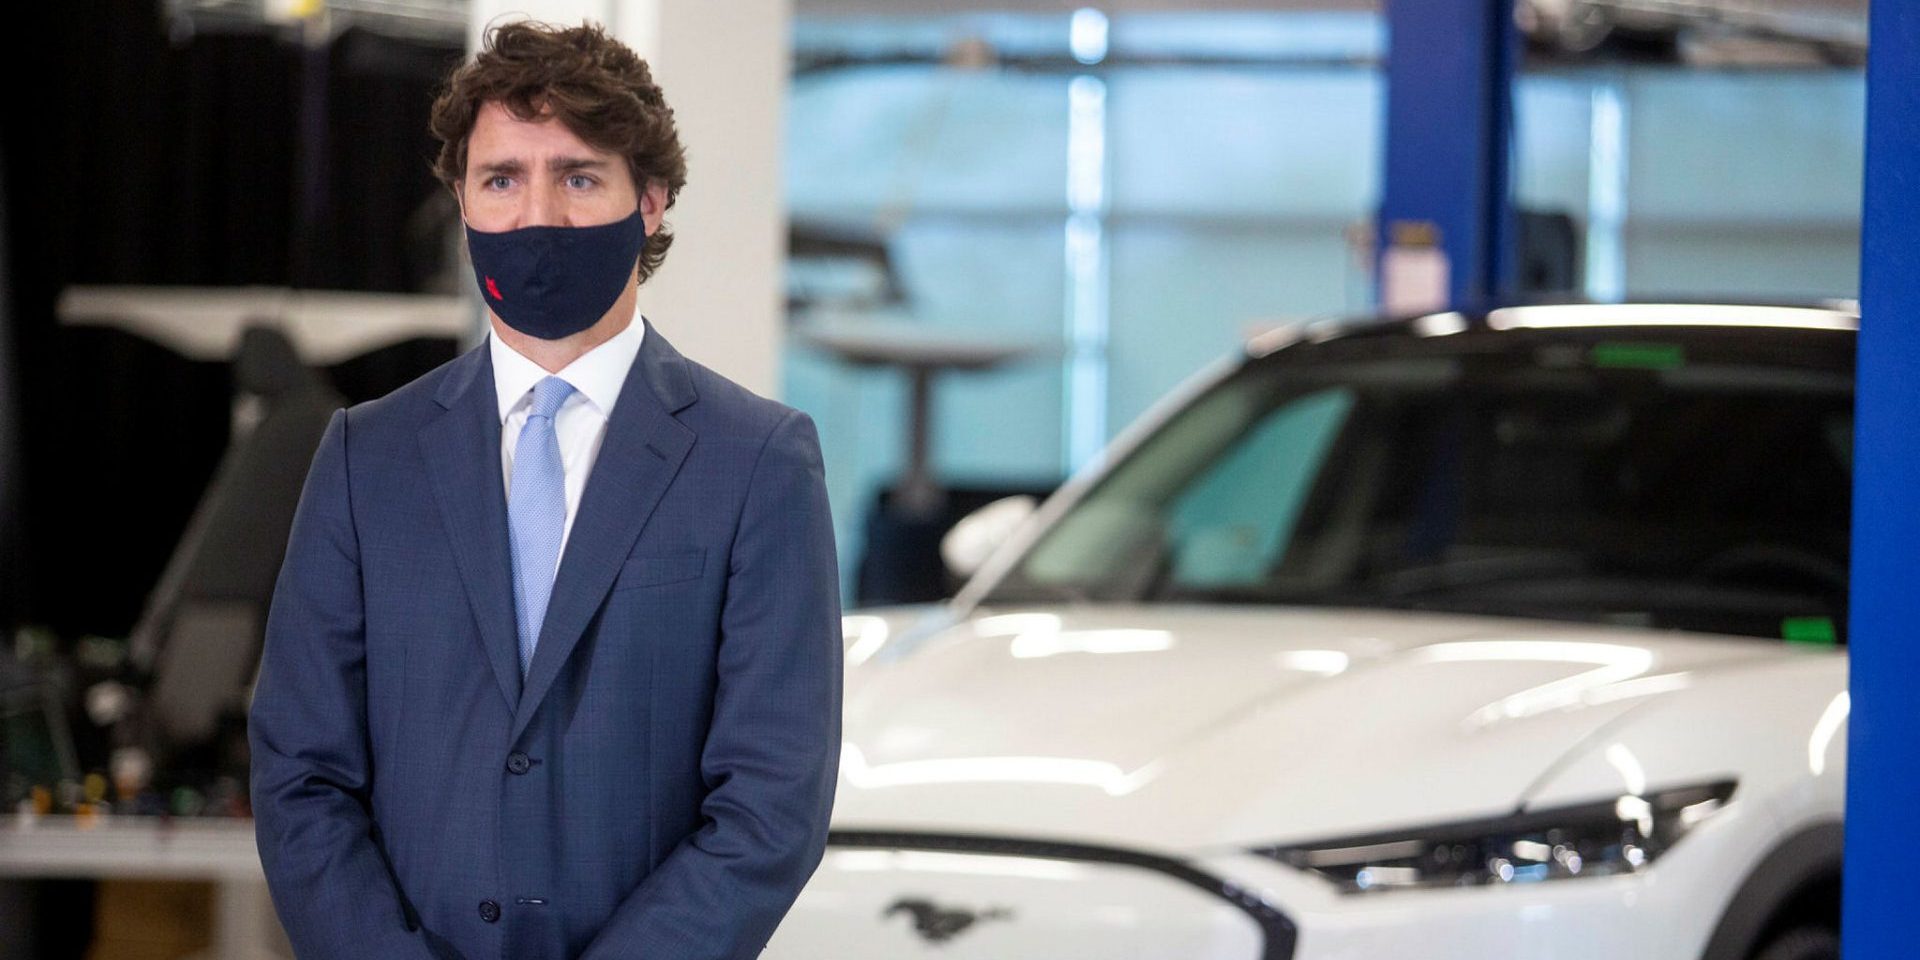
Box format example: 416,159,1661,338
768,815,1755,960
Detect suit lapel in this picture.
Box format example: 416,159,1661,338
419,343,524,711
511,317,697,743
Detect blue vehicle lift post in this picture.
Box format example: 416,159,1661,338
1378,0,1518,310
1844,5,1920,959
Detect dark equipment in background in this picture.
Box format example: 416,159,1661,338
28,285,469,805
0,296,460,958
119,325,345,783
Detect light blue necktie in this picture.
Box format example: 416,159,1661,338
508,375,577,676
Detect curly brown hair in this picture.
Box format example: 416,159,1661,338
429,20,688,285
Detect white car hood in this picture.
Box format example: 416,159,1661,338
833,603,1800,854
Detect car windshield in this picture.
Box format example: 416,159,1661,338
986,328,1855,643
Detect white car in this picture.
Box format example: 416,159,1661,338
770,303,1854,960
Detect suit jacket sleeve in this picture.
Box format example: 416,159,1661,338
581,407,844,960
248,408,438,959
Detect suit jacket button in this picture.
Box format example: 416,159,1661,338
506,753,532,775
479,899,501,923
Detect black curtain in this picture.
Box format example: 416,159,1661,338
0,0,464,641
0,140,19,635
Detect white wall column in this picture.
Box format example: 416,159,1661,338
468,0,792,398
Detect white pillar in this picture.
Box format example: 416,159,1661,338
467,0,792,398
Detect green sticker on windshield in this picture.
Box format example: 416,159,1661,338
1782,616,1838,647
1592,342,1686,370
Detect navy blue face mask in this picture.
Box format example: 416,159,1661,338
464,207,649,340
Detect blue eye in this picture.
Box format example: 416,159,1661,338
566,174,597,190
486,175,513,190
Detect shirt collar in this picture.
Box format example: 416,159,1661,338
489,304,647,423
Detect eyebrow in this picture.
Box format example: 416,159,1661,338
475,156,613,178
549,157,611,174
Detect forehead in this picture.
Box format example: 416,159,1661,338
465,100,619,166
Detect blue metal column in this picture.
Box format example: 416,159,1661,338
1378,0,1518,310
1844,5,1920,959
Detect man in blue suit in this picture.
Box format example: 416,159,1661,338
248,20,842,959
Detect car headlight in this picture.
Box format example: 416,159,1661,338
1251,780,1735,893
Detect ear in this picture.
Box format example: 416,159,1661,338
640,179,669,236
452,180,467,222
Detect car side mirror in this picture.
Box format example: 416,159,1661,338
940,495,1039,582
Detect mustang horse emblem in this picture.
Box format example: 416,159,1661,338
882,897,1014,944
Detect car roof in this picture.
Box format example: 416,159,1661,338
1244,301,1860,363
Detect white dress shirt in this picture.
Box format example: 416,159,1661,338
491,307,646,570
